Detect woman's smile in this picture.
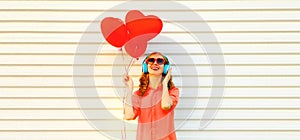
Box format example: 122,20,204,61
150,65,160,71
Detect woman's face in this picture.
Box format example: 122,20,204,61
146,54,166,76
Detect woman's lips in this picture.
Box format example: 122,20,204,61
150,65,160,70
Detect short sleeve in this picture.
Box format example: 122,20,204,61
167,87,180,111
131,91,141,120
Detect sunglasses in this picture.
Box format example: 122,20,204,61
146,58,166,65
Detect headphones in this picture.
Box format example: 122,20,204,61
142,53,170,75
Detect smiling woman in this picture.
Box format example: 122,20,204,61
123,52,179,140
2,0,300,140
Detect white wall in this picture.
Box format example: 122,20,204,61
1,0,300,139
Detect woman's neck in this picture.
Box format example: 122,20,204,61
149,74,162,89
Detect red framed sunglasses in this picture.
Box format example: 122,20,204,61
146,58,166,65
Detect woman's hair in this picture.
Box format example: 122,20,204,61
138,52,175,96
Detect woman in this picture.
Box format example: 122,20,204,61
123,52,179,140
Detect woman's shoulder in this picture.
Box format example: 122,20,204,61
133,90,140,96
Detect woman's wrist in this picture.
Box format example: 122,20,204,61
162,81,168,87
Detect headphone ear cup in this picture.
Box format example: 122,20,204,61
142,62,148,74
163,64,170,75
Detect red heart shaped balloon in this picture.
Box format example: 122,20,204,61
101,17,128,48
125,36,148,59
126,10,163,42
124,10,163,58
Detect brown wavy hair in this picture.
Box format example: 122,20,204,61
138,52,175,96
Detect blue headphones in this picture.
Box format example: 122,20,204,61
142,53,170,75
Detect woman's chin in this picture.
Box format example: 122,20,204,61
149,71,163,76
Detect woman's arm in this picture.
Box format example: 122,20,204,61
123,75,136,120
161,68,174,110
161,82,173,110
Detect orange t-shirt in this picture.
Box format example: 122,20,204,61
132,85,179,140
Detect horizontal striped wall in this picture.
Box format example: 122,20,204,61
1,0,300,140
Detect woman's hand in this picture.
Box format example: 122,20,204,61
123,74,133,89
162,68,172,85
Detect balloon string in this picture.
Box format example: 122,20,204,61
120,49,136,140
122,87,127,140
121,48,127,74
122,57,135,140
121,48,127,140
121,49,135,74
126,57,135,74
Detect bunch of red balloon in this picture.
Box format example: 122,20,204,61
100,10,163,74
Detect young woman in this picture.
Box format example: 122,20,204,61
123,52,179,140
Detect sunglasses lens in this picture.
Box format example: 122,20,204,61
157,58,165,64
147,58,155,64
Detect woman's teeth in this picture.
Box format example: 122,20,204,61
151,66,159,70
